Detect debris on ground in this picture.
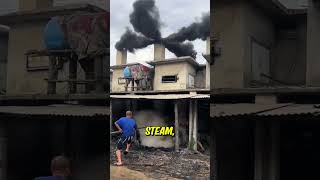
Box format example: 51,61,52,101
110,140,210,180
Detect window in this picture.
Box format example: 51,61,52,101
161,75,178,83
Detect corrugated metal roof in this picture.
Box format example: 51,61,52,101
211,104,320,118
111,94,209,100
0,104,109,116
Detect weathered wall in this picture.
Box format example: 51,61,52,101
0,33,8,94
6,21,90,95
273,20,307,85
306,0,320,86
154,62,196,91
212,0,275,88
195,66,206,89
242,2,275,86
111,68,124,92
212,1,246,88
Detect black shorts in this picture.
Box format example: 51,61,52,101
116,136,134,150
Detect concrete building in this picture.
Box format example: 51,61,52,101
0,0,109,179
211,0,320,180
110,41,210,151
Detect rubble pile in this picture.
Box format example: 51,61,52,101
110,141,210,179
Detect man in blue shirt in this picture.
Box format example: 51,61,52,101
114,111,137,166
34,156,71,180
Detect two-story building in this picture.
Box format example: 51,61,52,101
110,41,210,152
211,0,320,180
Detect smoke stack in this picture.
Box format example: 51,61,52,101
116,50,127,65
19,0,53,11
154,43,165,61
206,37,210,54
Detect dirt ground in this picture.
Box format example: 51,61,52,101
110,140,210,180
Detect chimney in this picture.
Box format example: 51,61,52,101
116,50,127,65
206,37,210,55
154,44,165,61
19,0,53,11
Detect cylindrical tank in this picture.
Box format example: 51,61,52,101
43,16,70,50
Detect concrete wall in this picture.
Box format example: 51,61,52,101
111,68,124,92
195,66,206,89
242,2,275,86
212,1,246,88
0,33,8,94
212,0,275,88
6,21,71,95
154,62,196,91
273,20,307,85
306,0,320,86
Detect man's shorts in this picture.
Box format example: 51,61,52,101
116,136,134,150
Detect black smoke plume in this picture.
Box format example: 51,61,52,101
115,28,153,52
115,0,209,59
163,41,197,59
164,13,210,42
130,0,162,42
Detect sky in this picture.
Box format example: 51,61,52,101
110,0,210,65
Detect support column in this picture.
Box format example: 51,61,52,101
192,100,198,151
269,121,280,180
188,100,193,149
68,56,77,94
47,56,58,94
174,100,179,151
94,56,104,93
254,121,264,180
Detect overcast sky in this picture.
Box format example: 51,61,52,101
110,0,210,65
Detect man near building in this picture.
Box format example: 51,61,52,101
114,111,137,166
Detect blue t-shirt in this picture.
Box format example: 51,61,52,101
34,176,64,180
115,117,137,137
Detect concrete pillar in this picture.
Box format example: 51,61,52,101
154,44,165,61
307,0,320,86
206,62,210,89
254,120,264,180
174,100,179,151
188,100,193,149
206,37,211,55
269,121,280,180
68,56,77,94
116,50,127,65
188,100,198,151
94,56,104,93
192,100,198,151
47,56,58,94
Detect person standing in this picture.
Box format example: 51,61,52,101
114,111,137,166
